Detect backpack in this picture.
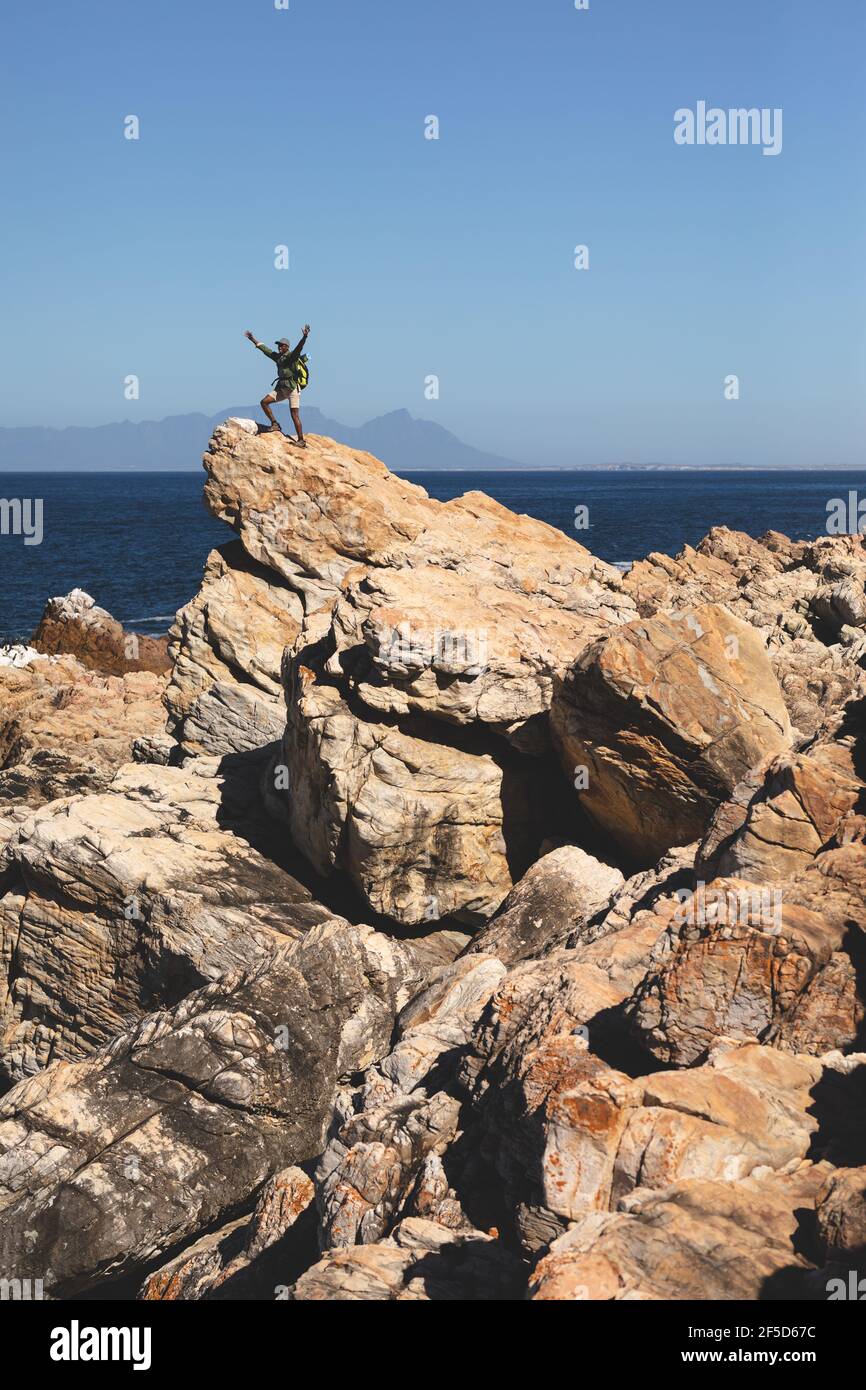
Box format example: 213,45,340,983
295,354,310,391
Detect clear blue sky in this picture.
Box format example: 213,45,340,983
1,0,864,466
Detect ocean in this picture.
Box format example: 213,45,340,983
1,468,863,644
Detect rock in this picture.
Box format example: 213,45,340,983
628,875,847,1066
165,543,302,757
462,914,676,1102
384,953,508,1094
406,1153,474,1232
0,645,42,669
0,656,167,796
462,846,624,965
278,639,551,926
634,834,866,1062
32,589,170,676
551,604,793,865
0,919,420,1298
461,1028,825,1248
203,421,632,622
0,760,336,1082
811,579,866,635
316,1089,463,1249
139,1167,316,1300
770,636,865,744
816,1167,866,1259
0,655,170,871
3,423,865,1304
623,528,866,741
323,563,625,750
530,1164,832,1301
132,732,177,765
698,742,864,884
775,952,865,1056
585,843,697,942
179,423,637,916
314,953,506,1248
288,1217,525,1301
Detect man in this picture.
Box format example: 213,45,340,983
244,326,310,445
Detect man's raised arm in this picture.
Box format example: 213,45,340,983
244,330,276,361
292,325,311,357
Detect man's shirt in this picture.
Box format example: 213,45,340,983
256,341,303,388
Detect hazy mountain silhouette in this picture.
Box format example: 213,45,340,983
0,407,524,473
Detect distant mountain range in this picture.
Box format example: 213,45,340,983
0,407,524,473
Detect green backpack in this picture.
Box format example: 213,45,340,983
295,354,310,391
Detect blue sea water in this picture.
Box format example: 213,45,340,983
0,469,863,644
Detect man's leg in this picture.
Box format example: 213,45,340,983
260,394,281,430
289,396,305,446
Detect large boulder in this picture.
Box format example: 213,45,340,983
278,636,554,926
201,421,632,622
551,604,793,865
0,920,421,1298
323,563,622,751
0,760,335,1082
462,845,624,965
169,423,637,920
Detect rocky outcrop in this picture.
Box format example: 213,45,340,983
32,589,170,676
2,424,865,1303
139,1167,316,1300
201,421,633,625
0,760,335,1083
551,604,793,865
165,422,638,923
165,542,302,757
624,527,866,741
289,1218,525,1301
530,1164,833,1301
0,652,169,875
0,920,423,1298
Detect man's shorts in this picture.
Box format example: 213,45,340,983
273,382,301,408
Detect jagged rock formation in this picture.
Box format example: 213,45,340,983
1,423,865,1303
0,921,428,1297
165,542,302,757
0,760,336,1083
0,650,168,866
169,422,637,924
624,527,866,742
32,589,170,675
